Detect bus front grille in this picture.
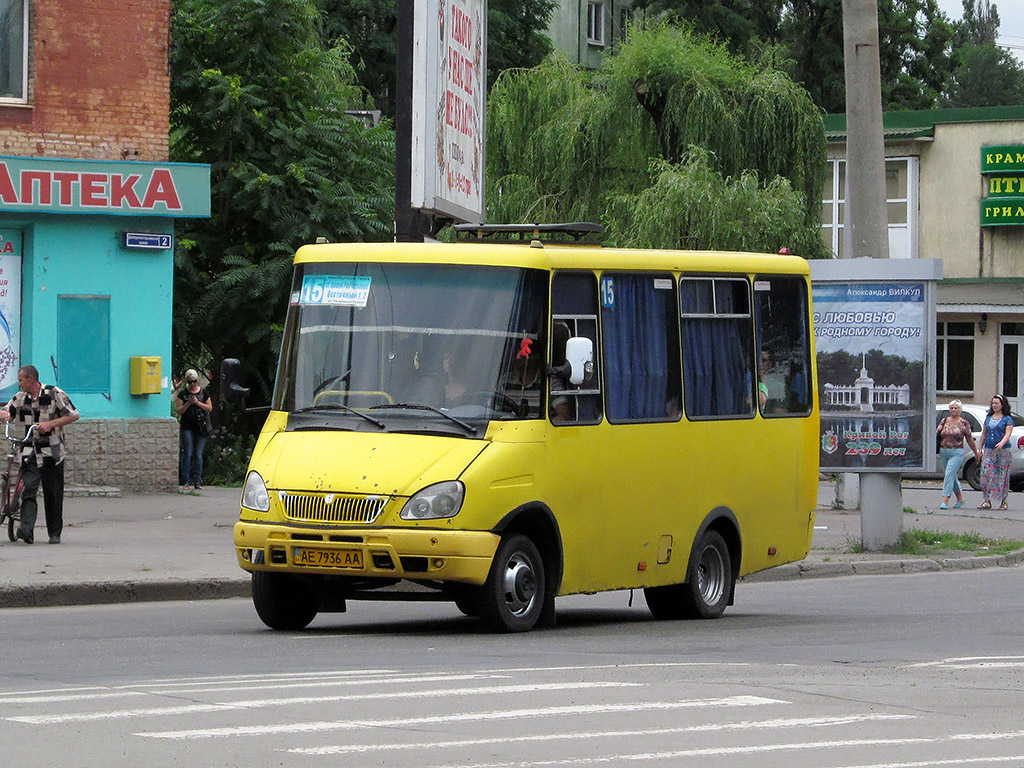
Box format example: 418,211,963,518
279,492,390,525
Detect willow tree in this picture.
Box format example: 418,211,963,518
486,22,830,258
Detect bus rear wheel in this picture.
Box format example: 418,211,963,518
644,529,732,620
479,534,545,633
251,557,320,630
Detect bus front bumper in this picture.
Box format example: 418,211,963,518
233,521,500,585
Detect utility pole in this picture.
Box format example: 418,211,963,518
842,0,901,550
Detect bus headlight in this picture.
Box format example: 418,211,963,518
241,471,271,512
400,481,465,520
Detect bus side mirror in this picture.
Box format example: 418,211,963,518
565,337,594,386
220,358,251,405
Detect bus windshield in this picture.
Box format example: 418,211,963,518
274,262,549,431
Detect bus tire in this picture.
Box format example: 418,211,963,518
644,529,732,620
251,569,320,631
479,534,545,633
680,529,732,619
454,593,481,617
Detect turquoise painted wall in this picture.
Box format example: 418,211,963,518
0,212,173,418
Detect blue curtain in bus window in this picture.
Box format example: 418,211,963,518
681,319,749,417
602,275,669,420
680,280,750,418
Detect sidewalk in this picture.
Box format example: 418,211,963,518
747,480,1024,581
1,481,1022,608
0,486,247,608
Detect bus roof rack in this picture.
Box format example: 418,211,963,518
453,222,605,243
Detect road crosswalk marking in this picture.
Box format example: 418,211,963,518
285,714,914,756
137,695,785,740
8,681,637,725
436,731,1024,768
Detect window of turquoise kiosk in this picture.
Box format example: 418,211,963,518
274,263,549,436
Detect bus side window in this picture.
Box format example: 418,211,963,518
550,272,602,424
679,276,755,419
754,276,812,416
601,272,681,422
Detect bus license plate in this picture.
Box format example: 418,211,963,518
294,548,363,568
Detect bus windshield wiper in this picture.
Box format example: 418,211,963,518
292,403,385,429
370,403,477,434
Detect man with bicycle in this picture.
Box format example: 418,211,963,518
0,365,79,544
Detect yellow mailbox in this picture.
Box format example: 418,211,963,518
129,356,162,395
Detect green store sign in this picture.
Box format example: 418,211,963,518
981,146,1024,225
981,146,1024,173
980,198,1024,226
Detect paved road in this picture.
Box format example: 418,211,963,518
2,570,1023,767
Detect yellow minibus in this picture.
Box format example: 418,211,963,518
228,224,819,632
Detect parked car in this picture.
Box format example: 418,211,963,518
935,403,1024,492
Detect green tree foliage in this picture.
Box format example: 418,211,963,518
486,0,558,78
170,0,395,403
781,0,954,113
627,0,783,57
486,23,829,257
940,0,1024,107
954,0,999,45
942,42,1024,106
878,0,954,109
319,0,397,116
781,0,845,112
319,0,556,119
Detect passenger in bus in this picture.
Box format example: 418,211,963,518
758,349,786,413
787,360,809,412
666,396,682,419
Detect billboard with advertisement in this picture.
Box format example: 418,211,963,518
411,0,486,223
810,259,941,473
0,229,21,402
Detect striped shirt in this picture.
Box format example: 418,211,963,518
4,383,79,465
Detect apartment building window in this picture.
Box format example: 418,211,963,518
821,157,918,259
587,2,605,45
936,321,974,394
0,0,27,102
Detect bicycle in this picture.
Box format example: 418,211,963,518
0,423,37,542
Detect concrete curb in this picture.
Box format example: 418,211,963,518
0,578,250,609
745,547,1024,582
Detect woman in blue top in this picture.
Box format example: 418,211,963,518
978,394,1014,510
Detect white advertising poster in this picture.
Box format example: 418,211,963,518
411,0,486,223
0,228,21,402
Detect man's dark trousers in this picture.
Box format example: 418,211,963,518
19,457,64,539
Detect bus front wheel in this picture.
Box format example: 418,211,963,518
479,534,546,633
251,565,321,631
644,529,732,620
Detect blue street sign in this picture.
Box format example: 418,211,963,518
124,232,172,250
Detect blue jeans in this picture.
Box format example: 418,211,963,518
180,429,206,486
939,446,965,498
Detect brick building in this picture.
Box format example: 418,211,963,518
0,0,210,490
